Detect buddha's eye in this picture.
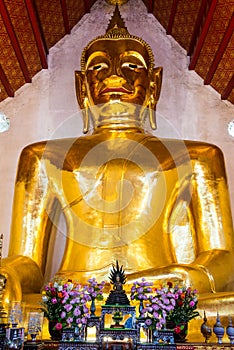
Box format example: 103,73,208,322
122,62,144,70
88,62,108,71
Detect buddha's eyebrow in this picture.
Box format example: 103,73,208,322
121,51,147,69
86,51,107,70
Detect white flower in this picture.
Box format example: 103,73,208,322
67,283,74,291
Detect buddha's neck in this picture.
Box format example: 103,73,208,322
91,112,146,134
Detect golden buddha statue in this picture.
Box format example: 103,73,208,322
1,5,234,319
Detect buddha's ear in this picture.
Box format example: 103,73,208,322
147,67,163,130
75,70,90,134
150,67,163,108
75,70,86,110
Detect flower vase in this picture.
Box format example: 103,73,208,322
90,297,96,317
48,320,62,341
166,321,188,343
139,299,144,317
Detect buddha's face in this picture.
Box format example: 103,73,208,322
84,39,151,107
75,37,162,132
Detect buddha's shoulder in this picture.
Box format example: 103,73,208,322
147,136,223,157
183,139,223,158
19,137,87,156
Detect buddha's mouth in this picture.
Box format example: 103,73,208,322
100,87,132,95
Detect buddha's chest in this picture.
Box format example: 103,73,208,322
48,144,193,252
52,156,183,228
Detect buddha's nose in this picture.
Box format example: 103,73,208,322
103,75,126,87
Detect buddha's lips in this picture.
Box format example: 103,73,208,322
100,87,132,94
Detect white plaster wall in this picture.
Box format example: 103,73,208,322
0,0,233,257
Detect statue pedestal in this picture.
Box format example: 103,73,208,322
28,340,234,349
137,344,176,350
58,341,99,350
23,342,44,350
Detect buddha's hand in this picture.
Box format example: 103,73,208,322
0,255,44,303
126,264,214,294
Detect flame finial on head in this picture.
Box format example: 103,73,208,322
106,4,128,35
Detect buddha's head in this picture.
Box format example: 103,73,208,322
75,4,162,133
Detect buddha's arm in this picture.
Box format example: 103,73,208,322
189,144,234,292
1,256,43,301
164,144,234,292
1,143,57,296
129,144,234,293
167,145,234,292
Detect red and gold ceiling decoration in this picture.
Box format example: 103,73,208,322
0,0,233,104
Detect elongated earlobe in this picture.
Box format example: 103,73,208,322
82,97,90,134
148,67,163,130
149,96,157,130
75,71,86,109
75,71,91,133
152,67,163,104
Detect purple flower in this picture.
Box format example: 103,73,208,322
153,311,159,319
81,317,87,324
145,318,152,326
64,304,73,312
74,307,81,317
61,311,66,318
137,287,144,294
152,304,159,311
165,305,174,312
189,300,195,307
171,299,176,306
62,295,69,303
51,298,57,304
66,317,73,324
75,318,82,325
83,305,89,313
